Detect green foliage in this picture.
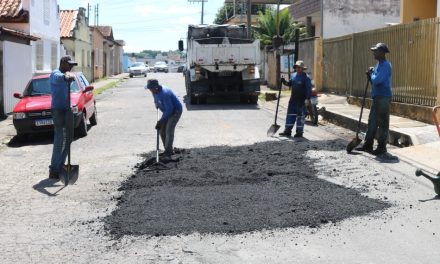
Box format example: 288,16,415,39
213,3,267,25
253,8,306,47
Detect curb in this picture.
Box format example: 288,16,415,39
322,109,417,147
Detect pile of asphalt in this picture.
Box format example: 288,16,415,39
104,139,390,238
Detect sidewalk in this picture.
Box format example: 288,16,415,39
260,86,440,172
0,73,128,148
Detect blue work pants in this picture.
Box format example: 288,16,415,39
160,110,182,157
284,98,305,133
50,109,69,173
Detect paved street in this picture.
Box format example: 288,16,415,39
0,73,439,263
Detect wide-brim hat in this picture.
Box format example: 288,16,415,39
293,60,307,70
370,42,390,53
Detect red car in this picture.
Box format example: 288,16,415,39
12,72,97,139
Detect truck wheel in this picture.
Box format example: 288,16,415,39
249,95,258,104
75,113,88,138
190,95,197,104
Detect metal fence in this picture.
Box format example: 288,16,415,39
323,18,439,106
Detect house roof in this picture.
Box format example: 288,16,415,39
59,9,78,38
0,0,29,22
0,26,39,41
96,26,114,40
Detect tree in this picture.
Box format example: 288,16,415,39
253,8,305,47
213,3,267,25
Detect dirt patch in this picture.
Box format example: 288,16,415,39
104,139,390,238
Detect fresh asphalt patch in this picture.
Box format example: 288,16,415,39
104,139,390,238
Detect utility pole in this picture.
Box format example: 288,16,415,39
188,0,207,25
247,0,251,38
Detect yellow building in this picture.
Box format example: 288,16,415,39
401,0,438,23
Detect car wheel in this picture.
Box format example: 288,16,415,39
89,105,98,126
144,73,147,77
129,74,133,78
75,113,88,138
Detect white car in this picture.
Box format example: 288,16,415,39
129,62,148,78
153,61,169,73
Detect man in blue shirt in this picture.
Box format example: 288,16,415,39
279,60,312,138
49,55,77,179
145,79,183,161
357,43,392,155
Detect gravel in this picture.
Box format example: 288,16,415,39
104,139,390,238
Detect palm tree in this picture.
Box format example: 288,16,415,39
253,8,305,47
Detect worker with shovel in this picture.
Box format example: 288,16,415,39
48,55,77,179
279,60,312,138
145,79,182,162
356,43,392,155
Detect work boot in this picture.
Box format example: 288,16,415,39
355,143,373,153
49,170,59,179
279,131,291,137
372,146,387,155
293,132,303,138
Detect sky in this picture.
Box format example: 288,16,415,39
58,0,226,52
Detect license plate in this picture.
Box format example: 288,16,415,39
35,119,54,126
310,97,318,105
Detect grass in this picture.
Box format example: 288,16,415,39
93,78,124,96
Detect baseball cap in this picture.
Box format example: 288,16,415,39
60,55,78,66
370,43,390,53
145,79,160,89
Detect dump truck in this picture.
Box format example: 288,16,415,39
179,24,260,104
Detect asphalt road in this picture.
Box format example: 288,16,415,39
0,73,438,263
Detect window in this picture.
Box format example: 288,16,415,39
35,40,44,71
51,42,58,70
87,51,90,67
44,0,50,25
82,50,85,67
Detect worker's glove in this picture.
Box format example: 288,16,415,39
155,121,162,130
64,72,75,82
366,67,374,80
281,77,288,86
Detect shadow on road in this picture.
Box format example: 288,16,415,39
104,139,390,238
33,178,66,197
183,95,260,111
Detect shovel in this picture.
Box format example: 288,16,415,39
60,80,79,185
346,77,370,153
267,84,282,136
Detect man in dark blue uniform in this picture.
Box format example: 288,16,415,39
279,60,312,138
145,79,183,161
357,43,392,155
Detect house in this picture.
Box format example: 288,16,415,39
288,0,400,38
59,8,93,81
400,0,439,23
0,0,59,115
96,26,124,76
90,26,106,80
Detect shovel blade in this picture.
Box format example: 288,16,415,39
346,137,362,153
267,124,281,137
59,164,79,186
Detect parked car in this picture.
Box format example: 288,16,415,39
153,61,169,73
129,62,148,77
12,72,97,139
177,65,185,73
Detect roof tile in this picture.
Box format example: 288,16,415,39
59,9,78,38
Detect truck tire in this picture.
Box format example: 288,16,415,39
249,95,258,104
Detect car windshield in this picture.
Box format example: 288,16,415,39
132,63,143,67
24,77,80,96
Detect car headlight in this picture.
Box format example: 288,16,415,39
71,105,79,114
13,112,26,119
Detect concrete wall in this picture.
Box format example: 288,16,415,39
2,41,32,114
401,0,437,23
322,0,400,38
